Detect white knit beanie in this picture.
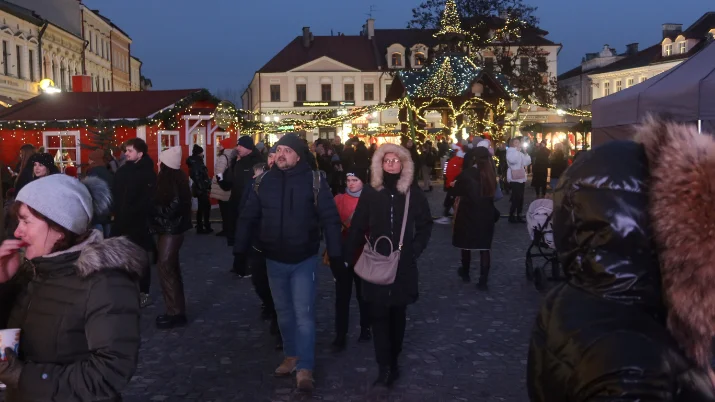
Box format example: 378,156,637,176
159,146,182,170
15,175,111,234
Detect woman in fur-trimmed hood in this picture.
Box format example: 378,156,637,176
345,142,433,390
527,116,715,401
0,174,144,402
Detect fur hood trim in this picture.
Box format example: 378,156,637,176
44,230,148,278
635,116,715,369
370,143,415,194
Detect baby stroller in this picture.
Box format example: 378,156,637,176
525,198,560,290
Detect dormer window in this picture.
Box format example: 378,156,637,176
414,52,426,67
664,43,672,56
679,41,687,54
391,52,403,67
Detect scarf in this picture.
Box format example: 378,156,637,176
346,188,362,197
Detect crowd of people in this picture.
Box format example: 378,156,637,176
3,116,715,400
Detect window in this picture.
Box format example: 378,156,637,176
391,52,402,67
520,57,529,73
537,57,548,73
615,80,622,92
665,43,672,56
603,82,611,96
321,84,332,101
44,131,80,172
364,83,374,101
100,39,104,58
159,130,180,156
270,84,281,102
28,50,34,81
640,76,647,83
626,78,634,88
414,52,426,66
296,84,306,101
2,41,7,75
484,57,494,71
344,83,354,101
679,41,687,54
214,131,229,163
89,31,93,52
15,45,21,78
60,65,66,90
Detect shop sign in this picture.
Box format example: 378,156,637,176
293,101,356,107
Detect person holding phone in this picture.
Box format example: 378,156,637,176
0,174,143,401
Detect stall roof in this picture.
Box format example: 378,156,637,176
0,89,204,122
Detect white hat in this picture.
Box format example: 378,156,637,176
477,139,491,149
159,146,182,170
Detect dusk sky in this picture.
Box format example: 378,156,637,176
84,0,708,96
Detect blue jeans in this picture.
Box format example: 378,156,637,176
266,255,317,371
550,178,559,191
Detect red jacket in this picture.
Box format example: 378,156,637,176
334,192,363,264
445,155,464,189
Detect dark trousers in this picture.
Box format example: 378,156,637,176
442,190,455,217
217,200,230,233
156,234,186,316
250,251,274,313
196,193,211,230
509,182,526,216
370,304,407,367
461,250,491,281
139,257,151,294
330,264,370,336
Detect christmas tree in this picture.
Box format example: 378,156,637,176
435,0,467,37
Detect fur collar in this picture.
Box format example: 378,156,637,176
370,143,415,194
635,116,715,369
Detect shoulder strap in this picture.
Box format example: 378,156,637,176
253,171,268,195
398,189,410,250
312,170,321,206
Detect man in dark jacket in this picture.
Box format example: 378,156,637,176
110,138,156,306
227,136,264,275
527,118,715,401
234,133,342,392
186,144,212,234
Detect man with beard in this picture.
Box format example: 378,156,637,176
227,136,264,276
111,138,156,307
234,134,342,392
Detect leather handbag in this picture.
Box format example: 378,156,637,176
354,190,410,285
511,166,526,181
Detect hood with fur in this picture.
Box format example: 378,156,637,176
635,116,715,369
370,143,414,194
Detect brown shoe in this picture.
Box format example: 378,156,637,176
273,357,298,377
296,369,314,392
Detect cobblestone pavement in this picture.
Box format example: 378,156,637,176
3,183,549,402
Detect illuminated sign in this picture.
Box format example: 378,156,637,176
293,101,356,107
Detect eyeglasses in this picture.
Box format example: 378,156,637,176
383,158,401,165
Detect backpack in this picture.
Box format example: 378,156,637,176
254,170,321,206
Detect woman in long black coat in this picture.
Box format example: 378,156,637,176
452,147,497,289
345,143,433,391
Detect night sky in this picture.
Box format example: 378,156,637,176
83,0,707,93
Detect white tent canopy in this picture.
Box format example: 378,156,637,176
592,41,715,146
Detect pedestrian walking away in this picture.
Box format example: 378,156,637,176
150,146,193,329
528,117,715,401
210,138,237,237
506,138,531,223
345,143,433,392
187,144,213,234
233,133,343,392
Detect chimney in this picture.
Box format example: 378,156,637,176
662,23,682,39
626,43,639,55
302,27,312,48
366,18,375,40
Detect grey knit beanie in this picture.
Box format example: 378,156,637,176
15,175,111,234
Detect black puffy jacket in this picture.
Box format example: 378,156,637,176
186,155,211,196
110,155,157,250
528,120,715,402
234,161,342,264
1,232,145,402
150,171,193,235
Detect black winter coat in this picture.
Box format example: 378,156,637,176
234,161,342,264
527,139,715,402
346,175,433,306
228,150,264,207
87,165,114,225
110,155,157,250
150,172,193,235
0,232,144,402
452,167,496,250
548,150,568,180
186,155,211,196
531,147,550,187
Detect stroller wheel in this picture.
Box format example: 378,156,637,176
525,257,534,281
534,267,546,291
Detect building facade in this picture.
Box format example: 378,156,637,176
81,6,112,92
0,1,43,103
559,12,715,111
41,23,84,92
130,56,142,91
243,17,563,142
110,28,132,91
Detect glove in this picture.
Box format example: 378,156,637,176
0,347,23,388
